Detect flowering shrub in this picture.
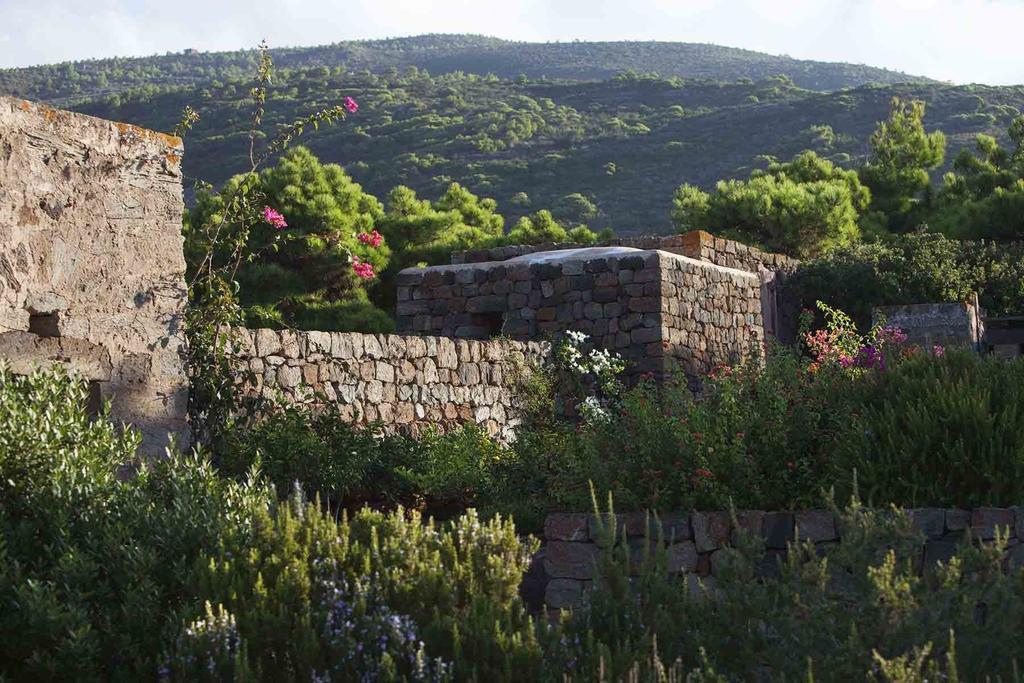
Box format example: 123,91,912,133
261,205,288,229
357,228,384,247
553,331,626,422
352,254,377,279
803,300,910,372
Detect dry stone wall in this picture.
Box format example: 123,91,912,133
540,506,1024,611
0,97,189,455
397,248,763,383
228,328,548,441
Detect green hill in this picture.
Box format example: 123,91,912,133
2,35,1021,234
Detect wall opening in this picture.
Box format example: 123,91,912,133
475,312,505,338
28,312,60,337
85,381,103,418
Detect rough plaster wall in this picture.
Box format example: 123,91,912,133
229,328,549,442
0,97,189,455
873,300,984,351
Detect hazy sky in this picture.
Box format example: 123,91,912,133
1,0,1021,85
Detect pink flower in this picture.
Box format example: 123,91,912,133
933,344,945,357
352,256,375,280
357,229,383,248
262,206,287,229
343,96,358,114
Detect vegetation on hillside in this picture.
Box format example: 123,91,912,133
3,37,1020,237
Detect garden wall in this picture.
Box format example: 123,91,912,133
228,328,548,441
539,507,1024,611
0,97,190,456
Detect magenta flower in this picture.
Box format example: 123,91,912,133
343,96,358,114
357,229,383,248
352,256,375,280
933,344,945,357
262,206,287,229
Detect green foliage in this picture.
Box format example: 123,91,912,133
789,232,1024,326
566,496,1024,680
19,42,1020,237
0,366,544,681
0,365,271,680
835,348,1024,507
221,401,510,516
931,115,1024,240
860,97,947,232
672,151,868,256
187,145,391,332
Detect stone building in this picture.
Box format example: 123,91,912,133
397,234,797,385
0,97,190,455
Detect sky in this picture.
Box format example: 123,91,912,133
0,0,1022,85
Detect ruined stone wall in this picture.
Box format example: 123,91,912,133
0,97,189,455
540,506,1024,611
874,298,984,351
228,328,548,441
397,249,764,382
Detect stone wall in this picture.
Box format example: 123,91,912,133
228,328,548,441
540,506,1024,611
874,296,984,351
0,97,190,455
396,248,763,382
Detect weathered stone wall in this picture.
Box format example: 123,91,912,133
658,252,764,381
874,297,984,351
396,248,764,382
540,506,1024,611
228,328,548,441
0,97,189,455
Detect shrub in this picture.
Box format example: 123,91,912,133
220,400,422,507
835,348,1024,507
564,495,1024,680
0,364,272,680
221,400,514,516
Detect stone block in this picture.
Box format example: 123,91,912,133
545,513,591,541
795,510,836,543
763,512,795,549
545,578,585,609
909,508,946,539
544,541,600,580
692,511,731,553
946,509,970,531
667,541,698,573
971,508,1015,540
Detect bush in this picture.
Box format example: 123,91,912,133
789,232,1024,327
222,401,512,516
0,364,272,680
0,366,546,680
564,495,1024,680
835,348,1024,507
503,336,1024,514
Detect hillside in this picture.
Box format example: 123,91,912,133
2,36,1021,234
0,34,934,106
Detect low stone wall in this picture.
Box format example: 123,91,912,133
874,297,984,351
540,507,1024,610
228,328,548,440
